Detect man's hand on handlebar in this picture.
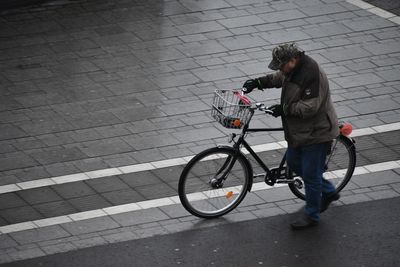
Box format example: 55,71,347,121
269,104,289,118
242,79,263,94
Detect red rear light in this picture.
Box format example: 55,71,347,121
340,123,352,136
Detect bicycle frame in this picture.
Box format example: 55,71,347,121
221,108,293,187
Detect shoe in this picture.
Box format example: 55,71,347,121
290,215,319,230
320,192,340,213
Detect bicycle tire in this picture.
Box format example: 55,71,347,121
288,135,356,200
178,147,251,219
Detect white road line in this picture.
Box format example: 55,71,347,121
52,173,88,184
85,168,122,179
364,161,400,172
346,0,400,25
346,0,374,9
0,160,399,235
372,122,400,133
69,210,108,221
0,122,399,194
34,216,72,228
103,203,141,215
0,222,37,234
0,184,20,194
18,179,55,190
118,163,155,173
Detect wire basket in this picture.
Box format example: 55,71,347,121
211,89,253,129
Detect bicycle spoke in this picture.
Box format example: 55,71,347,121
289,136,355,199
179,148,249,217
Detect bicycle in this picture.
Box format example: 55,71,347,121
178,89,356,219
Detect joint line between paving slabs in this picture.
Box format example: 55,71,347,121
0,123,400,194
0,160,399,235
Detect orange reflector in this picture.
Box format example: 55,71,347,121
226,191,233,199
340,123,352,136
233,119,241,127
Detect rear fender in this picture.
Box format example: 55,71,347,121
339,134,356,152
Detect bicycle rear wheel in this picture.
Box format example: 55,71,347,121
178,147,251,219
288,135,356,200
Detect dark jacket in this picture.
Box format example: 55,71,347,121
258,53,339,148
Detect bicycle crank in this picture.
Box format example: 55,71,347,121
293,178,304,189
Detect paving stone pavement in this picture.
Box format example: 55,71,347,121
0,168,399,264
0,129,398,226
364,0,400,16
1,0,400,263
0,0,400,184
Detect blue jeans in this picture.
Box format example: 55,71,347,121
286,142,336,221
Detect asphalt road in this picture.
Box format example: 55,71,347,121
3,197,400,267
364,0,400,15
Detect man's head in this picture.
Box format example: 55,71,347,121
268,43,303,74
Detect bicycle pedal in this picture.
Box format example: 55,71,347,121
265,180,275,186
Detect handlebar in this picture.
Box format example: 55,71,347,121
255,103,274,115
241,87,249,94
240,88,274,115
241,87,264,94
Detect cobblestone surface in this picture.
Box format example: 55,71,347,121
364,0,400,15
0,130,398,226
0,168,398,264
0,0,400,263
0,0,399,183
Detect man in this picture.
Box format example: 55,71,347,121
243,43,340,230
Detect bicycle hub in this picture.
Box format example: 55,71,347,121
210,178,223,188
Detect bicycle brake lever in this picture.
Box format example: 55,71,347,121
265,108,274,115
256,103,272,114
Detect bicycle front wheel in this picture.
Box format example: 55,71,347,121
288,135,356,200
178,147,251,219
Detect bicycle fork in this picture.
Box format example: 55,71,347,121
210,155,237,188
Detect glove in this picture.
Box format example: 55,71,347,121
242,79,262,94
269,104,285,118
